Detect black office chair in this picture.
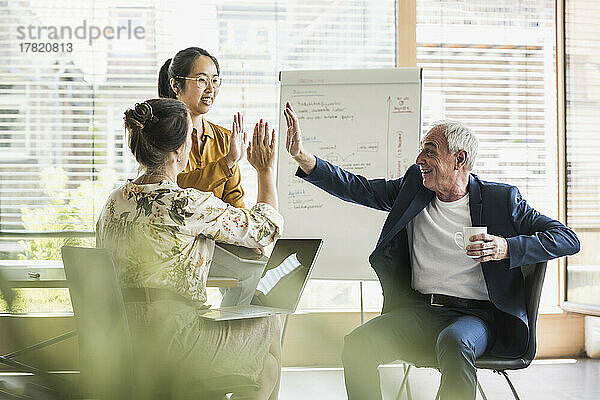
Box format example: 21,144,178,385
394,261,548,400
61,246,259,400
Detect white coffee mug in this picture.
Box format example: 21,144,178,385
454,226,487,258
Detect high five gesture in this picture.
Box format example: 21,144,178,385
247,119,277,209
225,112,248,169
283,102,316,175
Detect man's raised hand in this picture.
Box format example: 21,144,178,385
284,102,303,159
283,102,316,174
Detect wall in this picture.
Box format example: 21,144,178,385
0,310,583,372
283,311,585,366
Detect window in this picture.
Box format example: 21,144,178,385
0,0,396,312
564,0,600,310
415,0,560,311
0,1,566,313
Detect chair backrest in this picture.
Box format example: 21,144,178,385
520,261,548,364
61,246,133,400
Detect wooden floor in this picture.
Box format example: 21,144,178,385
280,358,600,400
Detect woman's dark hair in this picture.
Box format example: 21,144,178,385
123,98,188,172
158,47,220,99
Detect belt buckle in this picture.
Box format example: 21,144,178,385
430,294,444,307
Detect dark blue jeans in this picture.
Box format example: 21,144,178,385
342,301,495,400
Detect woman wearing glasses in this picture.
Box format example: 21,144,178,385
158,47,245,206
158,48,263,308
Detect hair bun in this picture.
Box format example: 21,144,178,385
132,102,159,128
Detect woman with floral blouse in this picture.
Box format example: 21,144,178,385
96,98,283,400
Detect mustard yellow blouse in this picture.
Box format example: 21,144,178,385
177,117,245,208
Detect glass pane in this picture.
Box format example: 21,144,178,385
565,0,600,307
0,288,72,313
416,0,559,309
297,280,383,312
0,1,396,312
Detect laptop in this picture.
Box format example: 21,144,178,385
200,238,323,321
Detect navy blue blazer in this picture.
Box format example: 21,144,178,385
297,157,580,357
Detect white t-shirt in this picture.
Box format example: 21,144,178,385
407,193,489,300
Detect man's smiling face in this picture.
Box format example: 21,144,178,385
415,126,459,196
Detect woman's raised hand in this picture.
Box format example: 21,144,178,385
225,112,248,169
247,119,276,173
249,120,278,208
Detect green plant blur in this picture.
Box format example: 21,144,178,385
1,167,116,313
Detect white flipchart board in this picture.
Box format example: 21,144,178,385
277,68,422,280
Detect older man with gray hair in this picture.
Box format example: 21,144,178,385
282,102,580,400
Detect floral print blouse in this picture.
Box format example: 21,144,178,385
96,179,283,304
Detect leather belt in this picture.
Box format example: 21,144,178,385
423,293,492,309
121,287,191,304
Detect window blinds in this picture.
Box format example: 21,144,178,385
0,0,173,233
564,0,600,308
565,0,600,230
416,0,557,218
0,0,396,239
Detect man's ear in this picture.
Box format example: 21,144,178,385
170,77,180,97
456,150,468,169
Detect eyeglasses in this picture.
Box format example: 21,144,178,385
176,75,222,90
